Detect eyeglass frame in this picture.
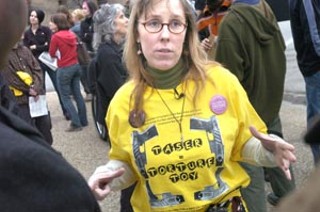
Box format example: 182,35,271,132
138,19,188,34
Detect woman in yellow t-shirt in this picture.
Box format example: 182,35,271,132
88,0,296,211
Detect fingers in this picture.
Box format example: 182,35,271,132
201,38,213,51
278,143,296,161
274,141,296,167
250,126,297,177
284,149,297,163
249,126,269,141
94,166,125,178
89,168,125,189
250,126,296,153
276,142,296,170
282,165,292,180
88,168,125,201
93,185,111,201
278,141,295,151
276,146,296,181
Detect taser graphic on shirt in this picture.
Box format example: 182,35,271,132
132,115,229,208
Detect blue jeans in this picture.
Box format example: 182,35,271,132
305,71,320,164
39,61,67,116
57,64,87,127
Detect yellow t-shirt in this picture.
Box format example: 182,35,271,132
106,65,267,211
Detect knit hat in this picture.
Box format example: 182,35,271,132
35,9,45,24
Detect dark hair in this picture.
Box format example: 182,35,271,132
34,9,45,24
50,13,70,30
86,0,99,16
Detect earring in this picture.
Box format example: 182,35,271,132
137,42,142,55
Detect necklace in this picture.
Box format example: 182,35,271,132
156,89,186,143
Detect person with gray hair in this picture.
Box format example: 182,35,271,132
92,3,127,51
91,4,133,211
91,2,128,138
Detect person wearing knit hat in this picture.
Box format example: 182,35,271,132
34,9,45,24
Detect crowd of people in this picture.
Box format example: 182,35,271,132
2,0,131,138
0,0,320,211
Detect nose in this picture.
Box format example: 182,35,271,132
160,25,170,39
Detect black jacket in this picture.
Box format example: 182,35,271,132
95,40,128,125
289,0,320,76
80,17,94,52
23,25,52,59
0,76,100,212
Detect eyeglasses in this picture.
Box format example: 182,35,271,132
139,19,187,34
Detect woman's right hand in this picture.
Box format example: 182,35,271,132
201,38,213,52
88,165,125,201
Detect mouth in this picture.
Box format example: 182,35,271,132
156,48,172,53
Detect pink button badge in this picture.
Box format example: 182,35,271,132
210,95,227,115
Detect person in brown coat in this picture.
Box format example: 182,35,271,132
2,38,53,144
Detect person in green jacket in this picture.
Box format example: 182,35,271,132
215,0,296,211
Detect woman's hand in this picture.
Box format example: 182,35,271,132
29,87,39,101
30,45,36,50
88,165,125,201
29,87,37,96
249,126,296,180
201,38,213,52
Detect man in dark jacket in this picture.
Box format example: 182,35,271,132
215,0,295,211
289,0,320,165
0,0,100,211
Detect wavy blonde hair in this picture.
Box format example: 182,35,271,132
123,0,217,112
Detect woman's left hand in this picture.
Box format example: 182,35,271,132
249,126,296,180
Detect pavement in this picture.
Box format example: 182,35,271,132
45,21,314,212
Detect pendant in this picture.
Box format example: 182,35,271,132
129,109,146,128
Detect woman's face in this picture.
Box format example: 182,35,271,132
137,0,187,71
49,21,58,33
114,10,129,38
29,11,39,25
82,2,90,17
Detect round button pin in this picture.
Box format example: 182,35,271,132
210,95,227,115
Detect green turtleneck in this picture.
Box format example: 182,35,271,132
146,59,187,89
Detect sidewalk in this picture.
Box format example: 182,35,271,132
47,92,120,212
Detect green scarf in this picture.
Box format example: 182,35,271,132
146,59,187,89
